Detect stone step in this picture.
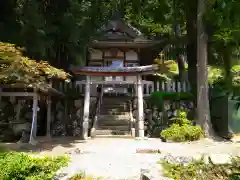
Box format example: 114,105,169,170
98,114,130,119
101,102,128,106
98,124,130,129
101,102,127,106
98,121,130,126
94,134,133,138
102,96,131,102
98,117,130,122
102,96,131,100
100,104,127,108
100,110,128,114
97,125,130,131
100,108,128,112
98,119,129,124
98,118,130,123
99,113,129,116
94,129,130,136
98,119,130,123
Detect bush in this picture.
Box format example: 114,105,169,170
0,152,69,180
71,171,103,180
160,110,203,142
161,156,240,180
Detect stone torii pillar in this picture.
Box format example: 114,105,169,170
82,76,90,140
136,74,144,139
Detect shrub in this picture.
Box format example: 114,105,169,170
160,110,203,142
161,156,240,180
0,152,69,180
71,171,103,180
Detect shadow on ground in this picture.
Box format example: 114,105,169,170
0,136,86,153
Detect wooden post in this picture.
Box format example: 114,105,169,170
29,94,38,145
156,81,160,92
177,82,181,92
136,75,144,139
46,96,52,138
146,84,149,95
16,100,22,122
161,81,165,91
0,88,2,102
82,76,90,140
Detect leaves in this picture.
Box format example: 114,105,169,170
0,41,70,89
0,152,69,180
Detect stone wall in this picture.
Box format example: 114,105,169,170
131,98,194,138
50,97,97,137
51,99,84,137
0,96,95,142
0,97,32,142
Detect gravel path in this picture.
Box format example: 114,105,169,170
57,153,164,180
48,138,240,180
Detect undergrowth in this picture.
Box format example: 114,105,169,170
0,151,69,180
71,171,103,180
160,156,240,180
160,110,203,142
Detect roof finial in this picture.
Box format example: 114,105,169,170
111,1,124,20
112,10,123,20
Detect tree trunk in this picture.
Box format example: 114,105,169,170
176,54,186,81
197,0,214,137
186,0,197,106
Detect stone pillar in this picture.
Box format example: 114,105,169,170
46,96,52,138
29,94,38,145
82,76,90,140
136,75,144,139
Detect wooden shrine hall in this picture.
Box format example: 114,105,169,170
70,17,162,139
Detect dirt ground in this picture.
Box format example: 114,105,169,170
1,136,240,179
1,136,240,156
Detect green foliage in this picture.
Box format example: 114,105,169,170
0,41,70,89
150,92,193,111
71,171,103,180
153,59,180,80
208,65,240,95
161,156,240,180
231,65,240,87
0,152,69,180
160,110,203,142
0,0,115,68
207,65,225,85
153,59,226,86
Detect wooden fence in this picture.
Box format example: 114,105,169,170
55,80,191,97
143,80,190,96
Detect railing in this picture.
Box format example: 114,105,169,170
51,80,84,95
143,80,190,97
90,85,103,136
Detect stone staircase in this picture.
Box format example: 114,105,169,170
95,96,132,136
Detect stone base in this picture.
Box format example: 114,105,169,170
29,137,38,145
141,167,172,180
131,128,135,137
90,128,96,138
135,137,145,140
